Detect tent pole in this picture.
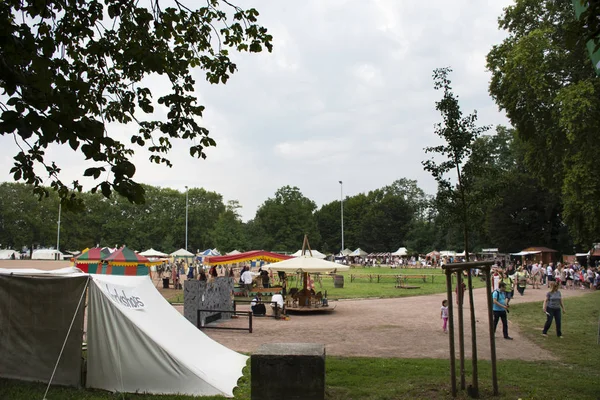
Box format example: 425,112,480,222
43,277,90,400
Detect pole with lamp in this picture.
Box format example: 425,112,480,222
339,180,344,252
56,202,61,260
185,186,189,251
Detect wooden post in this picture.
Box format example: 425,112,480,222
467,271,479,398
445,270,457,397
485,267,498,395
457,273,465,390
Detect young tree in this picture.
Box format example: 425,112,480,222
422,67,490,261
0,0,272,205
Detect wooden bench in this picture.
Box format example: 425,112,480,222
395,274,428,289
350,274,398,283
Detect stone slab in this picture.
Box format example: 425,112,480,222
251,343,325,400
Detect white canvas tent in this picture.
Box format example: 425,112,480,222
31,248,65,260
139,248,168,258
0,249,20,259
291,249,327,259
351,248,368,257
87,274,246,396
170,248,195,258
338,248,352,256
392,247,408,256
0,268,246,397
226,250,241,255
265,256,350,274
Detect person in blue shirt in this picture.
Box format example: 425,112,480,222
492,282,513,340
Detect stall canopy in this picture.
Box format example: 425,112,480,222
338,248,352,256
0,249,20,260
139,248,168,258
201,248,221,257
170,248,195,258
32,249,64,260
226,250,241,256
351,248,368,257
392,247,408,256
205,250,292,266
98,246,152,276
75,247,111,273
265,256,350,274
291,249,327,259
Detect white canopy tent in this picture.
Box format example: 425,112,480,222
0,269,246,397
351,248,368,257
170,248,195,258
291,249,327,259
265,256,350,274
338,248,352,256
31,249,65,260
510,251,541,256
139,248,168,258
392,247,408,256
0,249,20,260
226,250,241,255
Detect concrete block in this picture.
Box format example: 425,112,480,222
251,343,325,400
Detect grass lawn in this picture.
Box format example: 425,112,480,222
166,267,485,303
4,291,598,399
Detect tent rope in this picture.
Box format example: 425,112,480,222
42,276,90,400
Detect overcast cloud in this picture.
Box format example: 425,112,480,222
0,0,513,221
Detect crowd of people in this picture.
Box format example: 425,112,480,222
441,260,598,340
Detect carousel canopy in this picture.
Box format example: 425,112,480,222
75,247,111,263
105,246,152,266
139,248,168,258
291,249,327,259
265,256,350,274
205,250,292,266
170,248,195,257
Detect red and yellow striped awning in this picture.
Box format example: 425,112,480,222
205,250,292,266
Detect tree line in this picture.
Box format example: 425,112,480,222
0,121,579,256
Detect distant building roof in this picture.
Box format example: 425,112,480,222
523,247,557,253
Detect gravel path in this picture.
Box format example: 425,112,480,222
181,286,588,361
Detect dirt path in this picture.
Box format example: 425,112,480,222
183,287,588,361
1,261,590,361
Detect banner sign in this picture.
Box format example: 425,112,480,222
104,283,145,310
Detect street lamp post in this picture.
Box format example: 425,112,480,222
185,186,189,251
56,202,61,257
339,180,344,252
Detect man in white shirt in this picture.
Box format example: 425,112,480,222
270,293,285,318
241,268,255,296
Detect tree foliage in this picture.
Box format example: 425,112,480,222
0,0,272,205
487,0,600,245
253,186,321,252
422,67,490,260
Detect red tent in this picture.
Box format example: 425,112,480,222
205,250,292,266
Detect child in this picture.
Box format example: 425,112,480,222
441,300,449,333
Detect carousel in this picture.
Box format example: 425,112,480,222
265,236,349,313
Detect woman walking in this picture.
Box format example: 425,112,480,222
542,282,566,338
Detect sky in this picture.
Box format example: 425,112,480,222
0,0,513,221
